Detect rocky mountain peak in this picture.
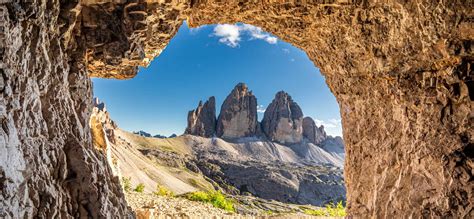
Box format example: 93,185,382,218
93,97,106,111
302,117,327,145
262,91,304,144
185,96,216,137
216,83,259,138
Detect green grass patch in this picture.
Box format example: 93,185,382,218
185,190,235,212
154,184,174,197
304,201,346,217
134,183,145,193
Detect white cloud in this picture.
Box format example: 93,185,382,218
213,24,241,47
212,23,278,47
290,58,295,62
282,48,290,54
189,25,205,34
314,118,340,128
257,105,266,113
313,118,342,137
240,24,278,44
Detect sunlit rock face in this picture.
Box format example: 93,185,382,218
216,83,259,139
90,98,121,177
185,96,216,137
0,0,472,218
262,91,304,144
302,117,327,145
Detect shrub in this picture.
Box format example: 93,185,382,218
188,178,199,187
121,177,132,192
185,190,235,212
304,201,346,217
154,185,174,197
134,183,145,193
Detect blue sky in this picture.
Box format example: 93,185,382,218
92,22,342,137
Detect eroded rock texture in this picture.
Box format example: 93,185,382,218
0,0,472,218
216,83,259,139
0,1,129,218
262,91,304,144
185,96,216,137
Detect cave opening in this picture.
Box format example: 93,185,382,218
90,22,346,215
1,1,471,218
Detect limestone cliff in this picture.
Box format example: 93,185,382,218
185,96,216,137
262,91,304,144
0,0,472,218
216,83,259,138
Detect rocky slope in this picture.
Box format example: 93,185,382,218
113,130,345,213
190,136,345,206
1,1,471,218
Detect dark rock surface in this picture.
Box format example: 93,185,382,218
302,117,327,145
188,136,346,206
185,96,216,137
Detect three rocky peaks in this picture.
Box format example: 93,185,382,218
185,83,332,145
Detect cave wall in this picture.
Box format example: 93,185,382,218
0,0,472,218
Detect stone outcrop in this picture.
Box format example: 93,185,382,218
1,1,472,218
216,83,259,138
91,98,117,146
302,117,327,145
90,98,121,177
262,91,304,144
185,96,216,137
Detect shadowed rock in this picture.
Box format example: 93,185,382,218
185,96,216,137
302,117,327,145
262,91,304,144
216,83,259,138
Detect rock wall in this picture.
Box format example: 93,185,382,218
262,91,304,144
302,117,327,145
185,96,216,137
216,83,259,138
0,0,472,218
0,1,129,218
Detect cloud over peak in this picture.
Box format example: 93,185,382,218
257,105,266,113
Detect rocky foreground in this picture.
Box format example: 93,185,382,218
127,192,340,218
